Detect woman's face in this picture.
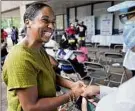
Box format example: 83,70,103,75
26,7,55,43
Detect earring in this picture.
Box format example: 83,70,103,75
25,19,30,28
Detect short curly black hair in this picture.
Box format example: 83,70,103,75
23,2,50,23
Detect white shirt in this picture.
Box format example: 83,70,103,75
123,49,135,70
62,35,66,41
44,39,59,58
96,77,135,111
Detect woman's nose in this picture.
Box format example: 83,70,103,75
48,22,55,30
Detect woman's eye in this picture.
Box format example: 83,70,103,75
42,19,49,23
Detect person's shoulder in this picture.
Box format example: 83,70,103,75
84,25,87,29
7,44,33,61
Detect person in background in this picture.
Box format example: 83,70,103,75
78,21,87,43
66,23,76,37
56,42,87,78
60,31,69,49
15,27,19,43
21,26,27,38
74,19,80,35
11,26,18,45
66,23,77,50
44,35,59,58
1,36,8,66
2,2,86,111
81,1,135,111
77,40,89,63
1,29,8,42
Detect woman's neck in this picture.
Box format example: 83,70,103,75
20,37,42,49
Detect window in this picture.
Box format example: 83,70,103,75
56,15,64,30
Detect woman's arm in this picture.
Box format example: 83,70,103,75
56,74,74,89
17,85,84,111
56,75,86,90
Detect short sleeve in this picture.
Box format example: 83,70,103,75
3,52,38,91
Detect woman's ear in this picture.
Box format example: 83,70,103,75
25,19,31,28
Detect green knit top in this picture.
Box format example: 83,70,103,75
2,44,57,111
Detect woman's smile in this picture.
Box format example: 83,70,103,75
43,31,52,37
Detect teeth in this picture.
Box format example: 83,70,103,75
44,32,52,37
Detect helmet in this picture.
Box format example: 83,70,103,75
107,1,135,24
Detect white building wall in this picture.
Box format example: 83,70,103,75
69,1,124,34
93,2,111,30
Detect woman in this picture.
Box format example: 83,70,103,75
2,2,85,111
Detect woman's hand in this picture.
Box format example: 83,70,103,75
70,81,86,99
71,85,84,100
81,85,100,98
71,81,86,90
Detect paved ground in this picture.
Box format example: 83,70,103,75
1,36,133,111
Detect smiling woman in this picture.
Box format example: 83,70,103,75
23,3,55,45
2,2,86,111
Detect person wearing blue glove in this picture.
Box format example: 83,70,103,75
111,1,135,77
82,1,135,111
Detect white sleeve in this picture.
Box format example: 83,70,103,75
99,86,118,99
122,42,128,53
